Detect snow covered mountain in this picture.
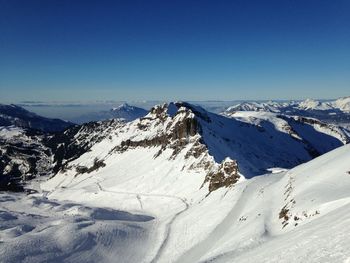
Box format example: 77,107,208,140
1,123,350,262
1,102,348,192
41,102,349,181
0,104,73,132
72,103,148,124
0,126,52,191
0,118,126,191
1,101,350,262
225,97,350,114
224,97,350,130
333,96,350,112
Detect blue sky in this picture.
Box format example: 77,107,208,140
0,0,349,102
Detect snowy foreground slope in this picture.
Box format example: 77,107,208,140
1,103,350,263
1,143,350,262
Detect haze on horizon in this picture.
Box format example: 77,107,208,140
1,0,349,102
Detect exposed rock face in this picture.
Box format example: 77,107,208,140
76,158,106,175
204,158,241,193
108,103,239,193
0,119,125,191
0,127,52,191
112,104,203,160
46,119,125,172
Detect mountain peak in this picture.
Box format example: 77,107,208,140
73,103,148,124
112,103,132,111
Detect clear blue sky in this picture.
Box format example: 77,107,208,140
0,0,349,102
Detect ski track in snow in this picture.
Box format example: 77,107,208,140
95,182,189,263
136,195,143,210
149,197,189,263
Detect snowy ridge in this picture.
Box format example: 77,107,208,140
334,96,350,112
225,96,350,113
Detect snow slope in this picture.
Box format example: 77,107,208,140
197,143,350,263
223,97,350,136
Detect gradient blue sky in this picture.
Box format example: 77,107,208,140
0,0,349,102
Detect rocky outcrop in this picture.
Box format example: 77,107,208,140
112,104,203,159
204,158,240,193
76,158,106,175
108,103,241,194
46,119,125,172
0,128,52,191
0,119,125,191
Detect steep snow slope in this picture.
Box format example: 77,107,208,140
0,104,73,132
185,103,348,177
195,143,350,263
72,103,147,124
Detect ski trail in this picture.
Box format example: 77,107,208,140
95,182,186,203
149,197,189,263
67,173,98,188
175,184,250,263
137,194,143,210
95,182,189,263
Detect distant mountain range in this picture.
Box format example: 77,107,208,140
72,103,148,124
0,104,73,132
223,97,350,130
224,97,350,113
